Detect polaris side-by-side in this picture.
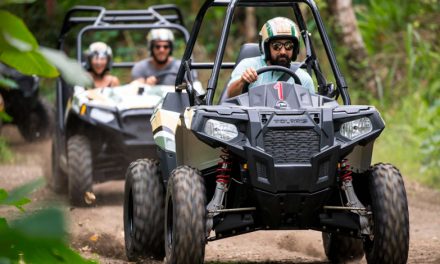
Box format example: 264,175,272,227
123,1,409,263
0,63,53,142
52,5,190,206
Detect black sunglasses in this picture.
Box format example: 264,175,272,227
154,44,170,50
270,41,295,51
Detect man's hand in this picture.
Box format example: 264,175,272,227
240,67,258,84
145,76,158,85
227,67,258,98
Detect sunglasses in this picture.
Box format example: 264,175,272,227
270,41,295,51
154,44,170,50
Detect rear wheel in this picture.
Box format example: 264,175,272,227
124,159,165,261
18,97,53,142
363,163,409,264
322,232,364,263
67,135,93,206
165,166,206,264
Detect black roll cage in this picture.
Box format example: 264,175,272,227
176,0,351,105
57,4,189,69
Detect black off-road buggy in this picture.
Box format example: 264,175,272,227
123,0,409,263
51,5,190,206
0,63,53,141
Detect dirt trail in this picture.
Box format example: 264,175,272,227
1,126,440,264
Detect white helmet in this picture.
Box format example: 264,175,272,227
84,41,113,72
147,28,174,54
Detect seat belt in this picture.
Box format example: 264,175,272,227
277,63,302,84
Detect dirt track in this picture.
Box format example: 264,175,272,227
1,126,440,264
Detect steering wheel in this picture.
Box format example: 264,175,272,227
155,70,178,84
242,65,302,94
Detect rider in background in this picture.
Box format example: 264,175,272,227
85,42,120,88
131,29,181,86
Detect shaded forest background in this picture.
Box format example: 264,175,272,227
3,0,440,187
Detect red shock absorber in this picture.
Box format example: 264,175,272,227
216,149,232,184
339,159,352,182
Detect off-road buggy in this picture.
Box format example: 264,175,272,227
123,0,409,263
52,5,191,206
0,63,53,141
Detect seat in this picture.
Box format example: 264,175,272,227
218,43,260,104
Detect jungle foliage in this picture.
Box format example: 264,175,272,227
2,0,440,189
0,178,95,263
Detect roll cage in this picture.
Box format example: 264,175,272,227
55,4,189,134
175,0,351,106
57,4,189,69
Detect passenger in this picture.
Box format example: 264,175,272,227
227,17,315,98
85,42,120,88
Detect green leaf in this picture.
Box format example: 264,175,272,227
0,111,13,122
39,47,93,87
0,217,8,230
0,75,18,89
11,208,65,238
3,177,45,210
0,49,59,78
0,0,35,6
0,209,97,263
0,189,7,203
0,10,38,51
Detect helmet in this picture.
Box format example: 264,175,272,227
84,42,113,72
147,28,174,55
259,17,300,61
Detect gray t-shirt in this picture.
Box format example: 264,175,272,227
131,58,181,85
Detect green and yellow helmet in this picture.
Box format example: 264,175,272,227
259,17,300,61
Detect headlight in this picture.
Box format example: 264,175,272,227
90,108,115,123
204,119,238,141
340,117,372,140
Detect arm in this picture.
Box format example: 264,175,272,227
227,67,258,98
131,60,156,84
112,76,120,87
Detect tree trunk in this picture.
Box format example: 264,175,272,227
327,0,378,97
245,7,257,43
45,0,56,18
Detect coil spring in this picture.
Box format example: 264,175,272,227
217,149,232,184
339,159,352,182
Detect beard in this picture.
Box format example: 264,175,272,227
270,54,291,68
152,53,169,65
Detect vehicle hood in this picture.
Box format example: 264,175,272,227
72,83,175,111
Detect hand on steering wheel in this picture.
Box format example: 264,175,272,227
242,65,302,93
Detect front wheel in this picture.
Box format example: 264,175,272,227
124,159,165,261
67,135,93,206
322,232,364,263
363,163,409,264
165,166,206,264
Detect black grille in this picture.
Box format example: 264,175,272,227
263,129,320,164
256,162,267,179
122,115,152,139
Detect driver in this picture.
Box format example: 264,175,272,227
131,28,180,85
227,17,314,98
